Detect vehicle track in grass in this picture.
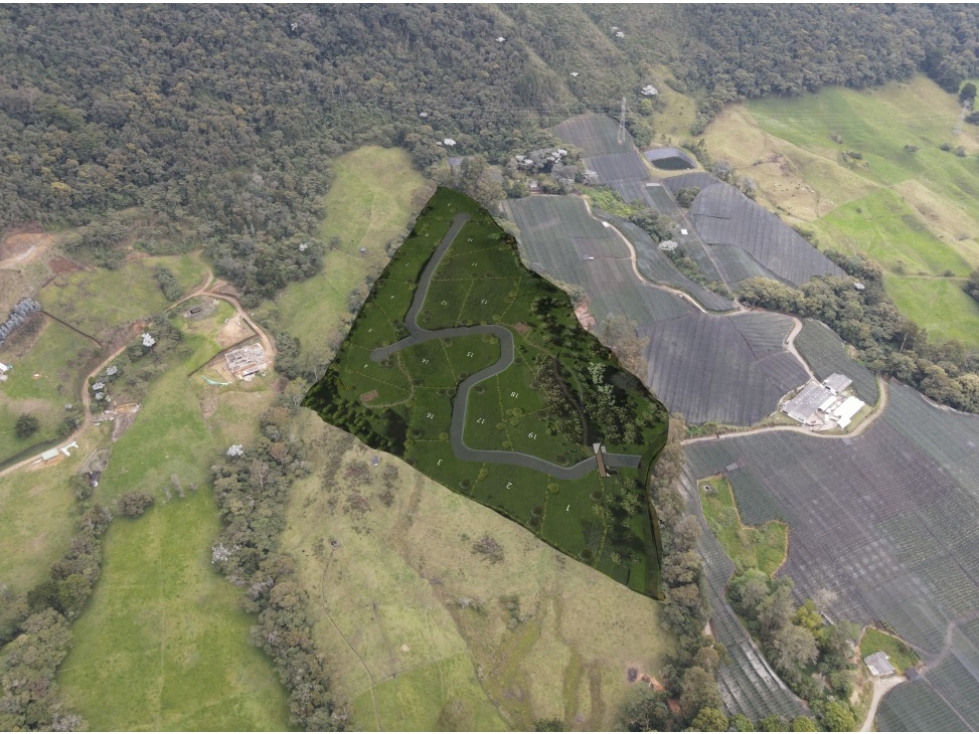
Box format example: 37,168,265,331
370,213,640,479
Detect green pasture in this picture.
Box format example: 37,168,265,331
699,475,787,576
719,75,979,347
304,187,668,597
884,275,979,348
821,189,971,277
269,146,430,348
0,318,96,462
59,489,291,731
0,442,87,595
283,415,672,731
859,628,919,675
41,254,206,338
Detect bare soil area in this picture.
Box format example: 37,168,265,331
216,314,255,349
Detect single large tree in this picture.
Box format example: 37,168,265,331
15,413,40,439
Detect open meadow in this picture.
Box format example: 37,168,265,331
703,74,979,347
284,413,672,732
42,253,207,340
266,146,432,349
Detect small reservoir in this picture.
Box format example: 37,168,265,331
644,147,696,171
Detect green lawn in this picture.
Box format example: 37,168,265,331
304,187,669,597
859,628,919,675
885,275,979,348
699,474,787,576
41,254,207,338
59,489,291,731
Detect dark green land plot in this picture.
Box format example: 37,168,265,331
304,188,669,597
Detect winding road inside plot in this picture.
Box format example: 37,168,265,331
371,213,640,479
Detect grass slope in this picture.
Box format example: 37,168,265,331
0,317,97,462
269,146,431,349
42,254,206,339
304,188,669,597
59,308,288,729
284,415,671,731
699,475,787,576
703,75,979,347
59,490,291,731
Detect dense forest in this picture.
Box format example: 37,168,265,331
4,5,979,298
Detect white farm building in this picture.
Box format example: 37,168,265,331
781,373,863,429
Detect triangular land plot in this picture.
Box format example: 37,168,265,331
304,188,669,597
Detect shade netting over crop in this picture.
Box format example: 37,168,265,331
641,312,807,425
686,381,979,730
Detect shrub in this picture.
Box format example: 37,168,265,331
14,413,40,439
117,491,155,518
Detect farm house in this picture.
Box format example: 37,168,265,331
781,373,860,427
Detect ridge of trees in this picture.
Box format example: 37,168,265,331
210,400,344,731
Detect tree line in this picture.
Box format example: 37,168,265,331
739,253,979,413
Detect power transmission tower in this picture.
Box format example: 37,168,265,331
617,96,627,145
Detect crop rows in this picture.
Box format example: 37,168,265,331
685,382,979,730
504,196,695,326
583,152,652,198
689,183,844,287
640,312,807,426
793,319,879,404
551,113,635,157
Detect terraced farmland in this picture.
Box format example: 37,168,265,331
640,311,808,426
551,113,633,157
685,381,979,730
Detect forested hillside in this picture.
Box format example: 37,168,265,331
3,5,979,299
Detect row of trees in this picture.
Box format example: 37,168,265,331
210,401,344,731
738,254,979,413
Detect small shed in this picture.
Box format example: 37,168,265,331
864,651,895,677
824,373,853,394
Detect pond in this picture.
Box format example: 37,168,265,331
643,146,696,170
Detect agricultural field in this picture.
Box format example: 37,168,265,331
639,311,809,426
699,474,787,576
503,195,694,325
682,468,806,721
0,316,99,464
266,146,432,349
284,413,673,731
702,74,979,347
793,319,879,404
685,381,979,730
304,188,670,598
41,253,207,340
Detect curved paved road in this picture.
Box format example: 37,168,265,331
370,213,640,479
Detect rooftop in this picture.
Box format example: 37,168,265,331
783,380,833,423
864,651,895,677
824,373,853,394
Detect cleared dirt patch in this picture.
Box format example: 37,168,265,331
0,228,55,266
360,389,379,404
216,313,255,348
48,256,81,275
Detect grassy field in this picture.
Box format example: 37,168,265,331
0,434,96,595
703,75,979,347
304,187,669,597
859,628,919,675
284,413,672,732
59,489,291,731
268,146,432,349
56,303,288,729
42,253,207,338
0,316,98,462
699,474,787,576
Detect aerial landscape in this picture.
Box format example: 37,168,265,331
6,4,979,732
